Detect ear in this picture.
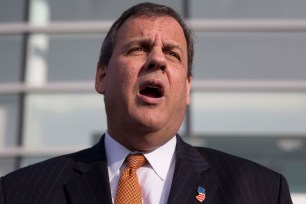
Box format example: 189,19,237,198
95,64,106,94
186,76,192,105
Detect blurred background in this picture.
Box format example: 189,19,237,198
0,0,306,202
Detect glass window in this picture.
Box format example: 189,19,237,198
0,159,17,176
47,34,103,82
20,156,53,169
0,36,23,83
23,93,107,147
25,34,104,83
191,92,306,135
193,32,306,80
31,0,182,22
0,0,26,22
0,95,21,147
190,0,306,19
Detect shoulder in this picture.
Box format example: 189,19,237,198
0,146,102,203
194,146,290,194
194,147,292,203
196,146,280,177
0,139,107,203
1,145,97,192
2,138,105,181
0,155,72,203
3,152,72,186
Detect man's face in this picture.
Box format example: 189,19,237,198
96,16,191,151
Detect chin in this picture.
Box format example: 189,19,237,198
134,118,164,132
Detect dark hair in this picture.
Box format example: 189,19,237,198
97,2,194,77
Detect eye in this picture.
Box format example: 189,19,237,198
128,47,145,53
165,50,181,61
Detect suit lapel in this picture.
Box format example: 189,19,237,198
167,136,220,204
63,135,220,204
64,135,112,204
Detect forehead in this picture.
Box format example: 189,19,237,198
115,16,187,48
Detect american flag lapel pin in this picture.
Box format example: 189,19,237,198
196,186,206,203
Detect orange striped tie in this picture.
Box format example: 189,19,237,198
114,154,146,204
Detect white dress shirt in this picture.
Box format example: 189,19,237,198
105,132,177,204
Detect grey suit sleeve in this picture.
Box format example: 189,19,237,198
278,174,293,204
0,177,4,204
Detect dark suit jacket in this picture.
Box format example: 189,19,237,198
0,135,292,204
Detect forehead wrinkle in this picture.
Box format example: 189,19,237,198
118,17,186,56
121,37,153,49
122,36,185,55
162,40,184,54
149,33,185,54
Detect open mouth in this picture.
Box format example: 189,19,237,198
139,81,164,98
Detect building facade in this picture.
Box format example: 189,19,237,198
0,0,306,202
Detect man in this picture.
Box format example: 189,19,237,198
0,2,292,204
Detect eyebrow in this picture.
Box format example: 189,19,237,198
163,44,184,54
122,39,151,50
122,38,184,54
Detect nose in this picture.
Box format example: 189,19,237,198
145,47,167,72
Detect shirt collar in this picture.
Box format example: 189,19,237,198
143,136,176,180
105,132,131,182
105,132,177,181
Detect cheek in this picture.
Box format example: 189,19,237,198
170,72,189,100
107,60,128,81
109,62,138,94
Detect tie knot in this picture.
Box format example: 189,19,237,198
126,154,146,169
